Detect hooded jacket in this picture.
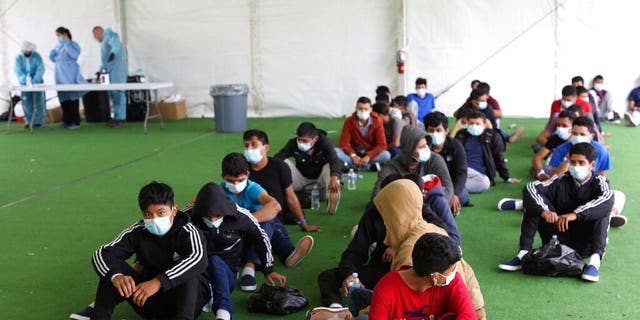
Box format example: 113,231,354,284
373,180,486,319
338,111,388,159
455,128,509,185
372,125,453,200
187,183,275,275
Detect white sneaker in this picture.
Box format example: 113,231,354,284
625,112,639,127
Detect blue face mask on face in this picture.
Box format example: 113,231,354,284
414,147,431,162
570,135,590,145
477,101,488,110
428,132,446,147
555,127,571,140
297,141,312,152
144,215,172,236
203,217,224,228
244,148,263,164
568,165,591,181
467,124,484,136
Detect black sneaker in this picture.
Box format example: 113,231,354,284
69,303,94,320
240,274,257,291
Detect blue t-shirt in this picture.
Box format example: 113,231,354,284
221,179,266,212
407,92,435,121
464,135,486,175
627,87,640,106
548,140,611,172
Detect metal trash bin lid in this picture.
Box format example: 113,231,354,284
209,84,249,96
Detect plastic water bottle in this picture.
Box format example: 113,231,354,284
347,272,361,294
347,169,357,190
550,235,559,246
310,185,320,211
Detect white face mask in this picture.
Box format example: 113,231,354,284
555,127,571,140
428,132,446,147
144,215,172,236
570,135,590,145
568,165,591,181
593,84,603,91
561,100,574,108
477,101,488,110
416,88,427,98
356,111,370,121
226,180,247,194
244,148,263,164
432,266,457,287
203,217,224,228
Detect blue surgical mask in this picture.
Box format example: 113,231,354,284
144,215,172,236
433,266,457,287
561,100,573,108
568,165,591,181
414,147,431,162
555,127,571,140
297,142,312,152
428,132,445,147
570,135,590,145
356,111,370,121
477,101,488,110
203,217,224,228
58,37,67,45
225,180,247,194
467,124,484,136
594,84,602,91
460,124,468,129
244,148,263,164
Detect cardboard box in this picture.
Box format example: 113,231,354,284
48,106,63,123
148,100,186,120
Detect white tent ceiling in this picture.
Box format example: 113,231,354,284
1,0,639,118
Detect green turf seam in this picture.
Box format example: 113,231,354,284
0,131,215,211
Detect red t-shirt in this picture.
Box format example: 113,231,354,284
369,267,476,320
549,98,593,117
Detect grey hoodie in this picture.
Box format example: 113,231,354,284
371,125,454,200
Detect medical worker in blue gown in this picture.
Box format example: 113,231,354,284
50,26,86,129
14,41,45,128
92,26,128,128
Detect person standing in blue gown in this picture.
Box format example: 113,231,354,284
50,26,86,129
14,41,45,128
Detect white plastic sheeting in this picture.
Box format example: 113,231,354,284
1,0,640,118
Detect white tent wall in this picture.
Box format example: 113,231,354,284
124,0,398,118
2,0,640,118
406,0,640,118
0,0,115,111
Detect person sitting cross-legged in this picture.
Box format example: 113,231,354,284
335,96,391,171
498,143,614,282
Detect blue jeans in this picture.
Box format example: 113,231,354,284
425,187,461,245
458,187,470,206
207,256,236,314
334,148,391,170
245,219,295,265
109,90,126,121
21,91,46,125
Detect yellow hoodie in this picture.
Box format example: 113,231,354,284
373,179,486,320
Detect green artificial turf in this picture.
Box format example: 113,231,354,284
0,117,638,320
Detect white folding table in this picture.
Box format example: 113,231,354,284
7,82,173,134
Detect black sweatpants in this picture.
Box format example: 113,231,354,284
519,206,609,257
61,99,80,125
317,263,389,307
91,265,210,320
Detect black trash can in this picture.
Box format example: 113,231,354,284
82,79,110,122
209,84,249,133
126,75,148,122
